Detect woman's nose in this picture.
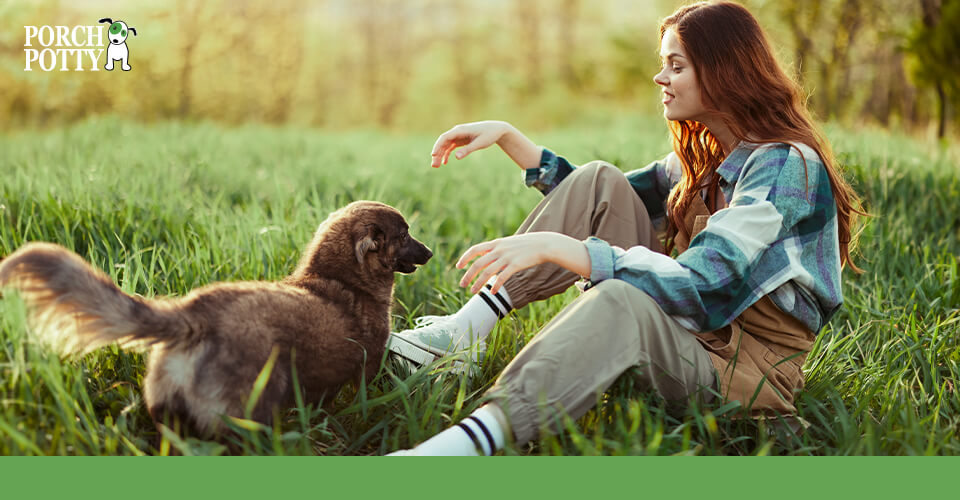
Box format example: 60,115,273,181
653,69,668,87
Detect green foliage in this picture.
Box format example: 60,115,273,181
905,0,960,101
0,0,666,131
3,0,955,134
1,116,959,455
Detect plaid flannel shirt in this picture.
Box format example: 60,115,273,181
524,143,843,334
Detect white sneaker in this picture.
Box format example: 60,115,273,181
388,315,486,373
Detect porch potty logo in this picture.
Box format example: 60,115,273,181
24,18,138,72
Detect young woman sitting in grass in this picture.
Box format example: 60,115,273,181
388,0,863,456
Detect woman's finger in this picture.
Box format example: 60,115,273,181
453,133,485,160
431,133,449,157
470,261,508,294
441,142,458,165
443,136,480,165
459,250,500,288
488,265,518,295
456,240,495,269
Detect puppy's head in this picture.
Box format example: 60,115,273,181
347,201,432,276
100,19,135,45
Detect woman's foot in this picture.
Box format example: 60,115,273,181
386,405,508,456
388,314,487,368
388,284,512,369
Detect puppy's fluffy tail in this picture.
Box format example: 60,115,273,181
0,242,192,355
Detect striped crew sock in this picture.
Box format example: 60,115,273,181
403,405,507,456
450,283,513,347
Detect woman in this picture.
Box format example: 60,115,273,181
387,1,862,456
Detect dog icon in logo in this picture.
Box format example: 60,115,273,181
98,18,137,71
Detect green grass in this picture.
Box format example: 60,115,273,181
1,116,958,455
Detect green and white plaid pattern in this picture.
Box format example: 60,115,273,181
525,142,842,334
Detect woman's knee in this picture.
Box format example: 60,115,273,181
587,279,656,308
570,161,625,183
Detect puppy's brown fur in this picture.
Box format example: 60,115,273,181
0,201,431,435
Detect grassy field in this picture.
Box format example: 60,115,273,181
1,116,958,455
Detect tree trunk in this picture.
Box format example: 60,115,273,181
176,0,200,118
935,81,947,138
920,0,945,137
515,0,543,95
557,0,581,90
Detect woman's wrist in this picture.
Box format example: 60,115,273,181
544,233,592,278
495,123,543,170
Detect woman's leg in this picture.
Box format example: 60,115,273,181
487,279,715,444
389,279,716,454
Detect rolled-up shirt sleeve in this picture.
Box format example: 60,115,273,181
584,236,617,282
524,148,576,196
623,152,680,221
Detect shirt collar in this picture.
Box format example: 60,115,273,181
716,141,757,185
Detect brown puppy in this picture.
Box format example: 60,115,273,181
0,201,432,435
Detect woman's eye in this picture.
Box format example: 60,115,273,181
672,65,682,73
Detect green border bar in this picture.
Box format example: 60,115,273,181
2,457,957,499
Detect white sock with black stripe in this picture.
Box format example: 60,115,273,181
398,405,507,456
450,282,513,348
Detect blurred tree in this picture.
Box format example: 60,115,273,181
353,0,427,127
175,0,203,118
450,0,488,116
820,0,864,119
863,40,917,128
770,0,924,128
783,0,866,120
782,0,823,88
235,0,305,124
906,0,960,137
608,28,657,100
514,0,543,95
556,0,582,91
0,0,953,135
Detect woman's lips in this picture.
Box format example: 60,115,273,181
662,91,674,104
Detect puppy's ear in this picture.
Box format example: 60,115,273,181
98,18,113,24
355,234,378,266
129,27,137,36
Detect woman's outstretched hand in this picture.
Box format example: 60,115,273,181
430,121,510,168
430,120,542,170
456,232,592,295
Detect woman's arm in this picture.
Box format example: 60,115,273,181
495,124,542,170
457,232,590,295
431,120,542,170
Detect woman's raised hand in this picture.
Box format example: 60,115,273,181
430,120,542,170
430,121,511,168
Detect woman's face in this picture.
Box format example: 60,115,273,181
653,28,706,122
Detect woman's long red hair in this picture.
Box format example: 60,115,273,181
660,1,864,272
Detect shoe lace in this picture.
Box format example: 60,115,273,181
412,314,455,329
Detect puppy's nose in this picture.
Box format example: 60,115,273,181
416,244,433,264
